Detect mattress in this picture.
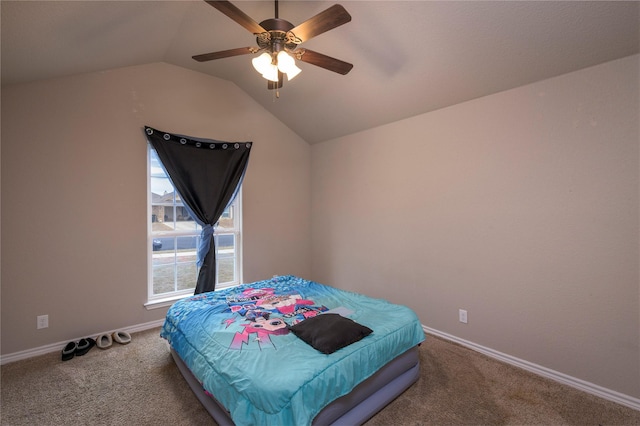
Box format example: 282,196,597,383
161,275,425,425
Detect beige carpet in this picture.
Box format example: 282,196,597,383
1,328,638,425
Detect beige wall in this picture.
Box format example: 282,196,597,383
1,62,311,355
311,55,639,398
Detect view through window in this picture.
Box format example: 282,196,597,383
148,146,241,301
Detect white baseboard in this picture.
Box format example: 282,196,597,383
423,325,640,412
0,319,166,365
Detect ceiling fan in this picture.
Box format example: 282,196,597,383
193,0,353,91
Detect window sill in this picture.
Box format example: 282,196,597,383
144,283,243,311
144,294,189,310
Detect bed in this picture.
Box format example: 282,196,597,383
161,275,425,425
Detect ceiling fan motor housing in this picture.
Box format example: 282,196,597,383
257,18,299,52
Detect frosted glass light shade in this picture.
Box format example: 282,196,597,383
261,64,280,82
252,52,273,75
277,51,302,80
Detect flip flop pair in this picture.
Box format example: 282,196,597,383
95,331,131,349
61,337,96,361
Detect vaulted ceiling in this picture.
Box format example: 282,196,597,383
2,1,638,144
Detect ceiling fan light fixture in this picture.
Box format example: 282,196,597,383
262,63,280,82
252,52,273,75
285,64,302,81
277,51,301,80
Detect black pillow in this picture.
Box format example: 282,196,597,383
289,313,373,354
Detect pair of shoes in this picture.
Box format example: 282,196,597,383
61,337,96,361
95,331,132,349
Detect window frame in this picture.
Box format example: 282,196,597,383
145,144,243,309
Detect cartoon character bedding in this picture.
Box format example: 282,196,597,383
161,275,425,426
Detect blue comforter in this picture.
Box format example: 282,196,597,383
161,275,424,426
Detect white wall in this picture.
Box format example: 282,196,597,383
311,55,639,399
1,62,311,355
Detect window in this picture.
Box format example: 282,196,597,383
147,145,242,305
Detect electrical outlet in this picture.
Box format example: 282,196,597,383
458,309,468,324
37,315,49,329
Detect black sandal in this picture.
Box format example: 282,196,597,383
75,337,96,356
61,341,77,361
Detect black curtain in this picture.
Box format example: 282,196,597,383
144,126,252,294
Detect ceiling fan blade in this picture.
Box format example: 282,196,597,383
204,1,266,34
290,4,351,43
295,49,353,75
193,47,255,62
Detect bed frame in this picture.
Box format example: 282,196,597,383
170,344,420,425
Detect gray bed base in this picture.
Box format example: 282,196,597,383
170,345,420,425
